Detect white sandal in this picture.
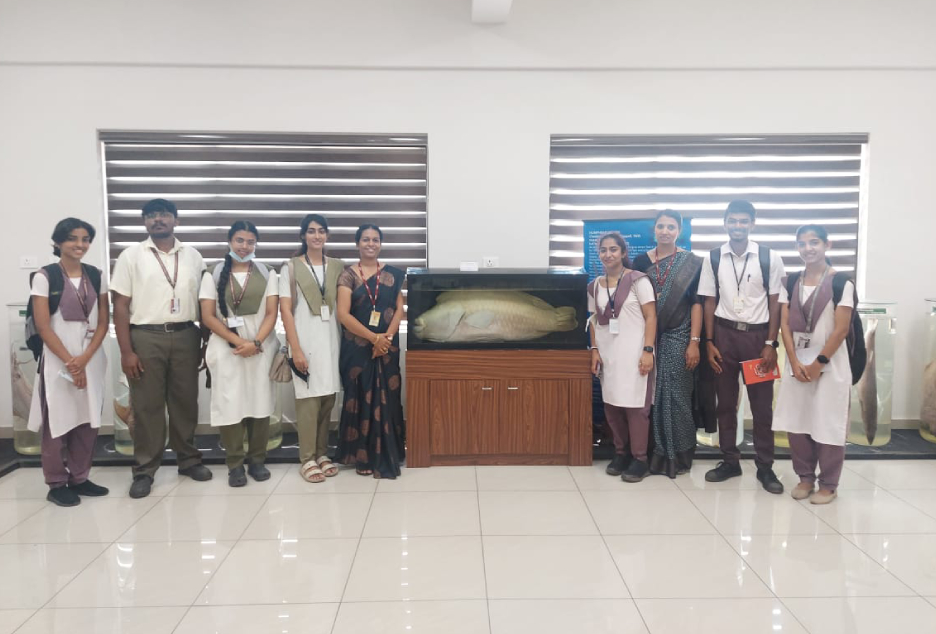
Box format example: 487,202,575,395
300,460,325,483
317,456,339,478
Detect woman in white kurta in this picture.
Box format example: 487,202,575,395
589,232,657,483
28,218,110,506
279,214,343,483
774,224,854,505
199,221,280,487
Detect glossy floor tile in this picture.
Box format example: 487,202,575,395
806,488,936,533
583,490,715,535
50,541,233,608
480,491,598,535
684,489,836,536
274,470,380,494
174,604,338,634
375,466,477,492
0,497,158,544
168,464,288,496
489,599,648,634
569,462,678,491
0,543,107,608
783,597,936,634
605,534,772,599
197,539,357,605
0,609,35,634
343,537,486,601
845,460,936,490
364,491,480,537
735,534,915,597
14,607,186,634
636,598,808,634
476,466,578,491
120,494,267,542
0,499,47,535
888,488,936,518
0,469,58,499
85,466,181,498
845,533,936,595
243,493,372,539
333,600,489,634
484,536,629,599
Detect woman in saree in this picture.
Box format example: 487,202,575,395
633,210,703,477
335,223,406,478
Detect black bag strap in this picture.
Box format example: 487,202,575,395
831,271,856,307
784,271,801,301
709,248,721,295
758,245,771,293
42,264,65,315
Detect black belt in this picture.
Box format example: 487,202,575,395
130,321,196,332
715,316,768,333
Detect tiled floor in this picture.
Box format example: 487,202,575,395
1,459,936,633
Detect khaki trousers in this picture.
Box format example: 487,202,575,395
129,326,202,478
219,417,270,470
295,393,336,464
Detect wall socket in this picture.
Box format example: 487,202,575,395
482,256,499,268
19,256,38,269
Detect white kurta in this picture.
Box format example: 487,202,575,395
279,262,341,399
589,276,656,408
27,274,108,438
199,270,280,427
773,281,855,446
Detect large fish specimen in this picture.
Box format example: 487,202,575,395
856,319,878,444
412,290,578,343
920,358,936,438
114,399,135,436
10,348,34,422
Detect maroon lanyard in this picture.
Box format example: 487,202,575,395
150,248,179,291
60,264,91,320
358,262,381,309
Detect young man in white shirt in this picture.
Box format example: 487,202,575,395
697,200,786,494
111,198,211,498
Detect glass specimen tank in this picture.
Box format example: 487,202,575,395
921,299,936,444
406,268,589,350
847,301,895,447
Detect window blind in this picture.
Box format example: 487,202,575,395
100,131,428,270
549,134,868,273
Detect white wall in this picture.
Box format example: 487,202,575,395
1,0,935,423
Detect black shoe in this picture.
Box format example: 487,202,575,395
179,464,213,481
621,459,650,483
129,475,153,499
228,466,247,488
47,486,81,507
69,479,109,497
248,463,271,482
757,467,784,494
704,461,743,482
605,454,628,476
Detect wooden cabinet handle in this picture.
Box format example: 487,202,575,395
507,386,520,391
481,386,493,391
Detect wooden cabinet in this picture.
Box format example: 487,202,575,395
407,349,591,467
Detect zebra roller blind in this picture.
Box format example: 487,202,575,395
549,134,868,273
100,131,428,269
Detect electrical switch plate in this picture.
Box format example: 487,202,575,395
19,256,38,269
482,256,499,268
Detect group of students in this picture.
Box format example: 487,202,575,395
590,200,854,504
28,199,407,506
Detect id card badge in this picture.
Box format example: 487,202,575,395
369,310,381,327
320,305,331,322
796,334,811,349
85,328,95,340
170,297,181,315
609,318,620,335
732,296,745,313
227,316,245,328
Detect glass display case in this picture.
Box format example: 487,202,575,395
921,299,936,444
406,268,589,350
848,301,895,447
8,303,41,455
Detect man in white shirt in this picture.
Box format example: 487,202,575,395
111,199,211,498
698,200,785,494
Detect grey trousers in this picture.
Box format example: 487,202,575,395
788,432,846,491
128,326,202,478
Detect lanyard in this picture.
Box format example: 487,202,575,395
229,262,253,315
60,264,91,320
604,273,624,318
654,250,676,289
798,266,831,334
358,262,381,309
150,248,179,293
304,255,326,297
729,251,751,294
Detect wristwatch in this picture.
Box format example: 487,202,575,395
643,346,654,353
253,339,263,352
765,340,780,349
690,336,702,343
817,354,830,364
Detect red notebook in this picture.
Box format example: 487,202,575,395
741,358,780,385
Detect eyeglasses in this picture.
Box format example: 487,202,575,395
144,211,175,220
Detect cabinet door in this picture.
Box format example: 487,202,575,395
499,380,570,455
429,380,499,456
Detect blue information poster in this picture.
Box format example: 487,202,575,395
582,218,692,281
